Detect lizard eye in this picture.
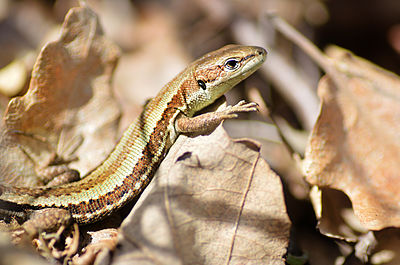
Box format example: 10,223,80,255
224,58,240,71
197,80,207,90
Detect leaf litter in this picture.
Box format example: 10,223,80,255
7,0,400,264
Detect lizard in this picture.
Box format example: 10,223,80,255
0,45,266,231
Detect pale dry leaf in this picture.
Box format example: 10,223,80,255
114,125,291,265
0,5,121,186
303,47,400,231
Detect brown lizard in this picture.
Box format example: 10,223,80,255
0,45,266,231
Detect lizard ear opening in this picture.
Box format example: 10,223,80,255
197,80,207,90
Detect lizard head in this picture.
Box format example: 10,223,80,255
185,44,267,115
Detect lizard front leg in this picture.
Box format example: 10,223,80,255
175,100,258,134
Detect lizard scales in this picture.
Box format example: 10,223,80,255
0,45,266,224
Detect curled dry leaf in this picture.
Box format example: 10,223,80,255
303,46,400,231
114,125,291,265
0,6,121,186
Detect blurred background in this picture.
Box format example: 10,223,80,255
0,0,399,264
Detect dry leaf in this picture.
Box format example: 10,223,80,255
303,47,400,231
0,5,121,186
114,125,291,265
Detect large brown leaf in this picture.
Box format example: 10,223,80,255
113,125,291,265
303,46,400,231
0,6,121,186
